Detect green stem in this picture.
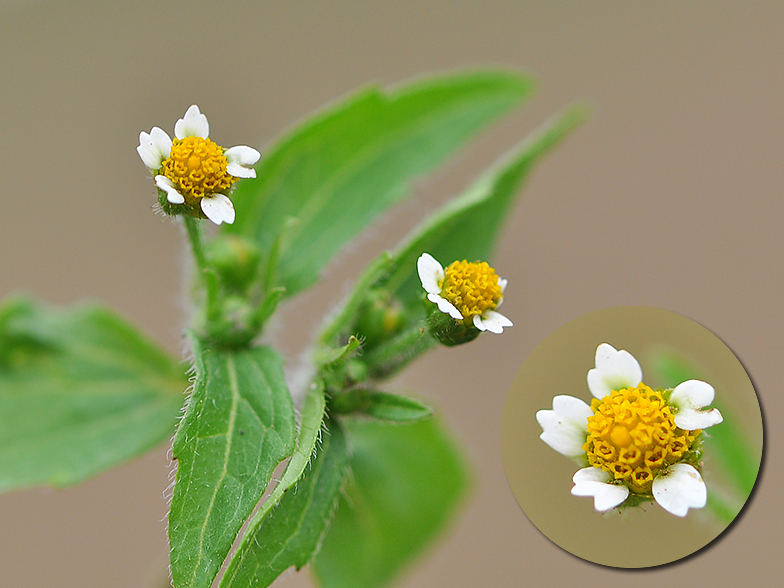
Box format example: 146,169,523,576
184,216,207,270
183,217,219,322
318,252,394,347
363,322,437,380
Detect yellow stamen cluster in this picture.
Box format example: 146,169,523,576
160,136,237,200
583,384,699,494
439,260,502,320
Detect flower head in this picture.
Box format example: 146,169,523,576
417,253,512,334
536,343,723,517
137,105,260,225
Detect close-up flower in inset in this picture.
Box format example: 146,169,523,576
417,252,512,334
137,105,260,225
536,343,723,517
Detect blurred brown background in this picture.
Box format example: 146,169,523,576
0,1,781,587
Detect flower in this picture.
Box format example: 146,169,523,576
137,105,260,225
536,343,723,517
416,253,512,334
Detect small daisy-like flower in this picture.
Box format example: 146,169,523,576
137,105,260,225
536,343,723,517
417,252,512,334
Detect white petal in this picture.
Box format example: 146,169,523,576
136,135,159,169
586,343,643,399
225,145,261,178
225,145,261,166
536,395,592,456
149,127,172,155
154,175,185,204
670,379,715,408
669,380,723,430
200,193,235,225
494,278,507,309
427,293,463,320
226,162,256,178
474,310,513,334
175,104,209,139
538,412,587,456
674,408,724,431
573,466,613,484
552,395,593,423
571,467,629,511
652,464,707,517
417,253,444,295
137,127,172,170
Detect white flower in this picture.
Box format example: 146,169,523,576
416,252,512,334
536,343,723,517
137,105,261,225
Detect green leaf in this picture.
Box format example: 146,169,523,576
227,70,535,298
383,104,589,312
0,296,185,492
312,417,470,588
169,339,296,588
330,389,433,423
220,418,348,588
220,380,326,587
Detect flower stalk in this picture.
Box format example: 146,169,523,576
362,323,438,380
183,216,220,326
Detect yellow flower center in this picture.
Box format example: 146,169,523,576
160,136,237,200
583,384,699,494
439,260,503,320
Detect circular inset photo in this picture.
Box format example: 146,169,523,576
501,307,763,568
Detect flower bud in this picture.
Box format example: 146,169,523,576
205,295,256,348
355,289,405,347
206,236,261,293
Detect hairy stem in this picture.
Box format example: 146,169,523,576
363,322,437,380
183,217,219,324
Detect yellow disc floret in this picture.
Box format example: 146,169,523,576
583,384,699,494
160,136,237,201
439,260,503,320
